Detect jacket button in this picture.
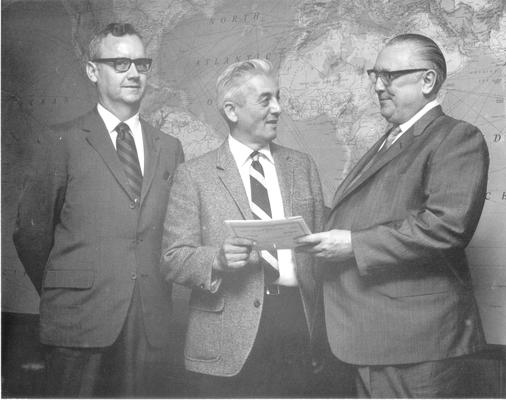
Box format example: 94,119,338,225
129,198,140,209
253,299,261,308
131,272,137,280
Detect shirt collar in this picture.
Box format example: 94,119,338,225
398,99,439,133
228,135,274,167
96,103,140,134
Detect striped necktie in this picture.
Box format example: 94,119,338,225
249,151,279,283
116,122,143,200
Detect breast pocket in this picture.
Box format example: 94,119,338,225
43,269,94,289
374,275,454,299
292,196,315,219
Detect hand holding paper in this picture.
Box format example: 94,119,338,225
214,236,259,272
225,216,311,250
296,229,354,262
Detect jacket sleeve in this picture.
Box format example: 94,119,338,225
160,163,220,292
305,154,330,363
12,129,67,293
351,122,489,276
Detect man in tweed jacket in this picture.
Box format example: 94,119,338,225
161,59,325,396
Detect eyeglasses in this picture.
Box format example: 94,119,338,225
91,57,152,73
367,68,429,86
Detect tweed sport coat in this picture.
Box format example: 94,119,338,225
161,140,325,377
13,108,184,348
324,106,489,365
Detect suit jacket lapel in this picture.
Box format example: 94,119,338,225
84,109,134,200
271,143,294,217
333,105,444,208
140,120,161,204
216,141,252,219
331,136,386,208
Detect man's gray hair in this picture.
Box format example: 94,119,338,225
216,59,274,111
387,33,447,94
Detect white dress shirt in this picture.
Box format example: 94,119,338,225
379,99,440,150
228,135,298,286
97,103,145,175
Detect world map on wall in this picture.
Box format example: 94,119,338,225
2,0,505,343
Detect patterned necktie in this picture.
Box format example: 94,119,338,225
383,125,402,150
347,125,402,189
249,151,279,283
116,122,143,200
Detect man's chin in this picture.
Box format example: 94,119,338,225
379,107,393,122
122,95,144,105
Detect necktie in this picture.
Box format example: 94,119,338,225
249,151,279,283
116,122,143,200
383,125,402,150
347,125,402,189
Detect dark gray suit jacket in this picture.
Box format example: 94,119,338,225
324,106,489,365
13,108,184,348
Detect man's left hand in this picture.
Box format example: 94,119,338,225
296,229,354,262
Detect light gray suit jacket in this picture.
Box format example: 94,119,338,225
161,140,325,377
324,106,489,365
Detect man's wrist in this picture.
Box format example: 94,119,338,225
344,230,354,260
212,253,226,273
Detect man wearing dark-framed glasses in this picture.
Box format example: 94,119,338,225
298,33,489,397
366,68,428,86
13,22,184,397
91,57,152,73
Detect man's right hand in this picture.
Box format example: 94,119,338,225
214,236,260,272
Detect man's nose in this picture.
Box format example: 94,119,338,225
126,62,141,78
374,76,386,92
270,98,281,115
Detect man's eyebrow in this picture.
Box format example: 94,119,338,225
258,91,274,100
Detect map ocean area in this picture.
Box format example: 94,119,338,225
225,216,311,250
2,0,505,344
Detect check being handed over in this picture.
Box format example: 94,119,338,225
225,216,311,250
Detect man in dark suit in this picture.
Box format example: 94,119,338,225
13,23,184,397
160,59,325,396
297,33,489,397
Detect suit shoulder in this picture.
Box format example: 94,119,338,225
430,114,489,161
141,119,183,149
434,114,486,143
51,110,95,133
184,147,220,168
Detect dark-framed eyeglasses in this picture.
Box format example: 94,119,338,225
91,57,152,73
367,68,429,86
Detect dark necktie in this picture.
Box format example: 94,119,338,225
116,122,143,200
249,151,279,283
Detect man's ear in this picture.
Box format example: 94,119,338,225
421,69,437,95
223,101,238,123
86,61,98,84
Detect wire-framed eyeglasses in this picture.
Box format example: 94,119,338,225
367,68,429,86
91,57,152,73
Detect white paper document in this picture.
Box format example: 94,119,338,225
224,216,311,250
